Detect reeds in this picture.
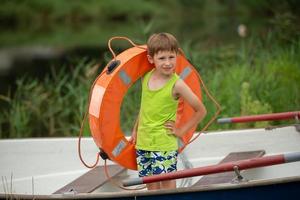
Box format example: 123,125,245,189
0,58,98,138
0,38,299,138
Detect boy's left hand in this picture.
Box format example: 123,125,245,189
164,120,183,137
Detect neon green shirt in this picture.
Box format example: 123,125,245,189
136,70,179,151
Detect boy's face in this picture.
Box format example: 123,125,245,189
147,51,177,76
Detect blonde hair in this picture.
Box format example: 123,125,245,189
147,33,179,57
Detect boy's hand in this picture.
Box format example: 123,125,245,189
165,120,183,137
129,130,137,144
130,117,139,145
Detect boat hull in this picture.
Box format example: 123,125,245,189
1,177,299,200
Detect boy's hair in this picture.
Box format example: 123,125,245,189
147,33,179,57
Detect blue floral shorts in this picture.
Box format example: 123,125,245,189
136,149,178,177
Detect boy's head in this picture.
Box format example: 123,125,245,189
147,33,179,57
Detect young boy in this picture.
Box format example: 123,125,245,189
130,32,207,190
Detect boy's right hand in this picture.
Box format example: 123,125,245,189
129,131,137,144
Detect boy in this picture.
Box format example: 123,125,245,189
130,32,207,190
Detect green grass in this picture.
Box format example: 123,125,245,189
0,38,299,138
0,58,98,138
195,38,300,130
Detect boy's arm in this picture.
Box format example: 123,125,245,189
129,115,139,144
130,77,143,144
166,79,207,137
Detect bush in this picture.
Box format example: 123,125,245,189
1,38,299,138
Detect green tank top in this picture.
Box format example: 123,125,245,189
136,70,179,151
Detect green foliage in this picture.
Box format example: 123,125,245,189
193,37,300,131
1,1,300,137
1,0,300,50
270,12,300,44
1,37,299,138
120,80,141,136
0,0,160,47
239,82,272,128
0,58,97,138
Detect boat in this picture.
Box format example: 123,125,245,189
1,112,300,200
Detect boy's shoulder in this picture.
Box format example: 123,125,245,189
173,78,188,92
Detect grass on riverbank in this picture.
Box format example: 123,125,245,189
0,38,299,138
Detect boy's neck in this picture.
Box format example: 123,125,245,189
152,69,174,80
147,69,174,91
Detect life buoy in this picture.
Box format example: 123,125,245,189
88,38,202,170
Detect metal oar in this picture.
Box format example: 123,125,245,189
217,111,300,124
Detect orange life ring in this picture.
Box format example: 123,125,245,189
88,40,202,170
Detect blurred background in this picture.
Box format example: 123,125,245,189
0,0,299,138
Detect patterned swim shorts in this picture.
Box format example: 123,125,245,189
136,149,178,177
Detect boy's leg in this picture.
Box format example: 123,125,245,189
137,150,178,190
146,182,161,190
161,180,176,189
152,150,178,189
137,150,161,190
136,149,152,177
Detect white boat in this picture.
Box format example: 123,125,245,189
1,123,300,199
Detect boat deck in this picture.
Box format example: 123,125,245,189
1,125,300,196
